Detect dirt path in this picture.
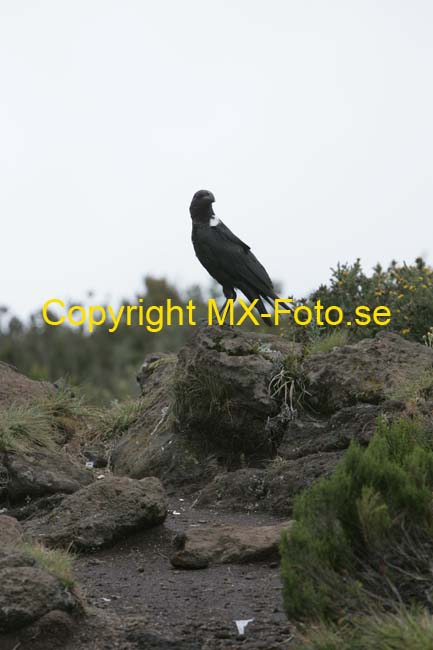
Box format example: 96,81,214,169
71,498,296,649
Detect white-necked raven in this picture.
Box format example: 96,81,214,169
190,189,290,325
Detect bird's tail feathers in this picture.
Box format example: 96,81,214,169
265,293,295,312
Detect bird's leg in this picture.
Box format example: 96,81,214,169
221,288,237,326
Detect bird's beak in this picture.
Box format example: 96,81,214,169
207,193,215,203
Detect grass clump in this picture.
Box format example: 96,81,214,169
173,369,233,447
21,542,75,589
306,330,349,356
0,386,92,453
0,402,58,453
87,397,152,442
269,356,309,418
280,416,433,622
302,608,433,650
390,369,433,406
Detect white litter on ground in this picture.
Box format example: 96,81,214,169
234,619,254,635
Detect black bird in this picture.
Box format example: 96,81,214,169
190,189,291,325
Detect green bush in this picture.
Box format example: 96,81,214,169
309,257,433,342
302,608,433,650
280,417,433,621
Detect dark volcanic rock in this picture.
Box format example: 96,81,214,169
0,515,23,546
197,451,343,516
173,325,302,459
114,429,217,491
170,520,293,569
112,349,219,490
24,476,168,551
0,361,54,408
0,565,76,632
111,353,178,479
277,401,404,460
303,332,433,414
3,449,93,502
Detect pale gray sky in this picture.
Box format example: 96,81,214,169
1,0,432,316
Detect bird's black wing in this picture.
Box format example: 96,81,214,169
214,221,251,253
193,220,275,296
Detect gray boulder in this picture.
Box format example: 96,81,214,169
196,451,343,516
2,448,93,502
171,520,293,569
112,351,218,489
0,361,54,408
173,325,301,459
0,565,76,632
111,353,177,478
277,401,404,460
0,515,23,546
303,332,433,414
24,476,167,551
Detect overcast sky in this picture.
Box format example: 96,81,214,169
1,1,432,317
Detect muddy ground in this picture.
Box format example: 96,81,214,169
66,498,297,650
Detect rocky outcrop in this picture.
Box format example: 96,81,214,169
111,353,178,477
276,400,404,460
2,449,93,502
0,514,79,634
112,351,219,489
24,476,167,551
0,362,54,408
114,430,216,491
173,325,302,459
302,332,433,414
196,451,343,515
112,328,433,514
0,515,23,546
0,563,77,632
171,520,293,569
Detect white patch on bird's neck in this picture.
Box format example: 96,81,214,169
209,214,221,227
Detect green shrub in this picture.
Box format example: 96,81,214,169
309,257,433,342
302,608,433,650
280,417,433,621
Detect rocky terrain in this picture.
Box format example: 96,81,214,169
0,326,432,649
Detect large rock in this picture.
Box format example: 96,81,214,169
0,564,76,632
277,401,404,460
113,429,216,491
303,332,433,414
173,325,302,459
0,362,54,408
171,520,293,569
197,451,343,516
0,515,23,546
24,476,167,550
2,448,93,502
112,351,219,489
111,353,177,478
0,458,7,500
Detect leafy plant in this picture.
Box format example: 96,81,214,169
310,257,433,342
280,417,433,621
